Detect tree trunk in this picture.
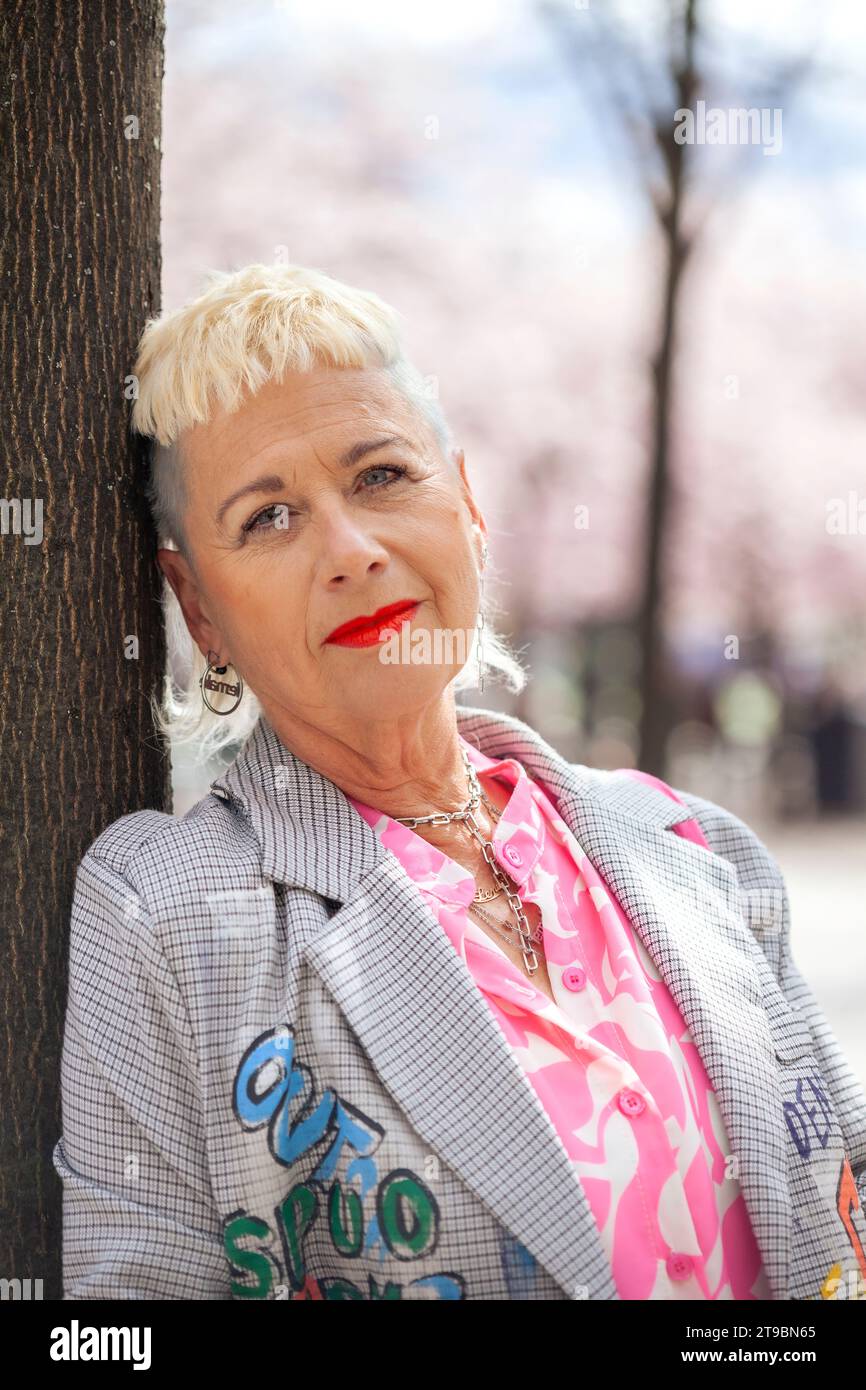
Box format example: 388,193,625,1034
0,0,167,1300
636,0,697,775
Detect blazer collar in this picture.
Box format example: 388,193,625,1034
210,703,792,1301
210,702,698,903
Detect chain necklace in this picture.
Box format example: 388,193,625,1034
392,746,542,976
469,897,545,947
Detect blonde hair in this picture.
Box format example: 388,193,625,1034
130,262,528,761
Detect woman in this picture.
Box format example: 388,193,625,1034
53,263,866,1302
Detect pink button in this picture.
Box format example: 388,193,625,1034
504,845,522,867
617,1088,645,1117
666,1252,694,1281
562,966,587,992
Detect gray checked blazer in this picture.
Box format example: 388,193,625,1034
53,702,866,1301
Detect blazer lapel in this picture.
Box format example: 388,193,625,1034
212,702,791,1301
303,849,616,1300
562,786,792,1301
456,706,792,1300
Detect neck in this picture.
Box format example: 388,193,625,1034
261,690,473,822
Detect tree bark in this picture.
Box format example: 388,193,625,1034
0,0,166,1299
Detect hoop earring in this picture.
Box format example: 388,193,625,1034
201,648,244,715
477,540,489,693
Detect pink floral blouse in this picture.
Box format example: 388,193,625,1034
347,735,771,1300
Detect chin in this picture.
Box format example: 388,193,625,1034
347,666,455,713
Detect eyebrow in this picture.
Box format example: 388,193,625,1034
215,434,413,527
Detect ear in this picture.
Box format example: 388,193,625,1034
157,547,226,663
452,448,488,543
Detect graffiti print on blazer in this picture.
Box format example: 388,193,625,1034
225,1024,466,1300
782,1073,834,1159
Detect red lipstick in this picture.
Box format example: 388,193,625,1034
324,599,421,647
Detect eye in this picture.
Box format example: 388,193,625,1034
359,463,409,489
242,503,292,536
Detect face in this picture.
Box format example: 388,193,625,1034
158,366,488,735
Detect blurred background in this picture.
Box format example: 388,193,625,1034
162,0,866,1082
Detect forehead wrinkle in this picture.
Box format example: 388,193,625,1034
257,368,421,440
247,409,423,478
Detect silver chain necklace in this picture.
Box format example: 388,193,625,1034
392,746,542,976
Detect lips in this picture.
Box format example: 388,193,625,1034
324,599,421,646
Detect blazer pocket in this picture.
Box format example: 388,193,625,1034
767,1002,815,1064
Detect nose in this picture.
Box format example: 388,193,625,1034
318,514,391,587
